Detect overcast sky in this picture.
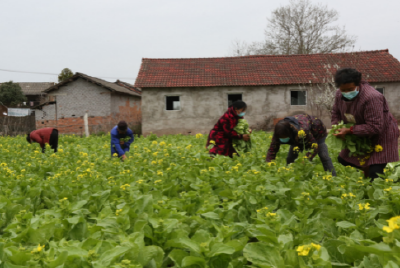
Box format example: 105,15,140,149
1,0,399,84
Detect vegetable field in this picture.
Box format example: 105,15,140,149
0,132,400,267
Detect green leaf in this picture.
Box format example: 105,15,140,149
168,249,189,268
95,246,131,266
166,238,201,254
243,242,285,268
206,243,235,257
181,256,206,268
336,221,356,229
137,246,164,267
201,212,220,220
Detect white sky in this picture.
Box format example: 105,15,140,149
0,0,399,84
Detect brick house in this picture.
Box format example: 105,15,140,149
36,73,141,134
134,49,400,135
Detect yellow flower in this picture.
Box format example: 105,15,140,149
296,245,311,256
298,130,306,138
311,143,318,149
358,203,370,211
293,146,300,152
311,243,321,251
196,133,203,139
209,140,216,145
37,244,44,252
157,171,163,176
58,148,64,153
113,153,118,157
266,212,276,217
386,179,394,183
349,193,356,198
341,193,348,199
152,141,158,145
384,187,392,192
375,145,383,152
383,216,400,233
186,144,192,150
154,180,162,184
159,141,166,146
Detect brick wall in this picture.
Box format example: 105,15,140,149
34,78,142,134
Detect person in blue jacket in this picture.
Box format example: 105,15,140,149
111,121,134,160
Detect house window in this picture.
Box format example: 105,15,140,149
376,88,384,95
291,91,307,105
228,94,242,107
166,96,181,111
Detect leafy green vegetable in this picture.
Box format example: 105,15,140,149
0,131,398,267
233,119,252,153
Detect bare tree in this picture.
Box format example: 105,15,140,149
304,64,339,119
230,0,356,56
303,52,368,118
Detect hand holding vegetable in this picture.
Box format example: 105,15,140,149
243,134,250,141
333,128,351,140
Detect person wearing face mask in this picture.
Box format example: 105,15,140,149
332,68,399,181
206,100,250,157
266,114,336,176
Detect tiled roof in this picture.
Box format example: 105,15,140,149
134,49,400,88
115,80,142,95
0,82,55,95
44,73,141,97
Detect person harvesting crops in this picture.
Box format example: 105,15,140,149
206,100,250,157
266,115,336,176
111,121,134,160
331,68,399,181
26,127,59,153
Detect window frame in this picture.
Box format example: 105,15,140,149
290,90,307,106
375,87,385,95
227,93,243,108
165,95,181,111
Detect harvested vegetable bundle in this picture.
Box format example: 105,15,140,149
233,119,252,153
327,121,373,157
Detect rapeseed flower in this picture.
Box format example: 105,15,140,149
375,145,383,152
311,143,318,149
382,216,400,233
358,203,370,211
298,130,306,138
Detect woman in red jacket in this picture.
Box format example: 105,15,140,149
206,101,250,157
26,127,59,153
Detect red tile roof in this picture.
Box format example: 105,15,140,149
134,49,400,88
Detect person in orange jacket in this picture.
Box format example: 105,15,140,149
26,127,59,153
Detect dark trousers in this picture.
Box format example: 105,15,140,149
43,129,58,153
287,137,337,176
338,156,386,182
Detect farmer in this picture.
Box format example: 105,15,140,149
26,127,59,153
111,121,134,160
206,100,250,157
331,68,399,181
266,114,337,176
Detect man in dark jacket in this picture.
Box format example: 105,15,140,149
111,121,134,160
